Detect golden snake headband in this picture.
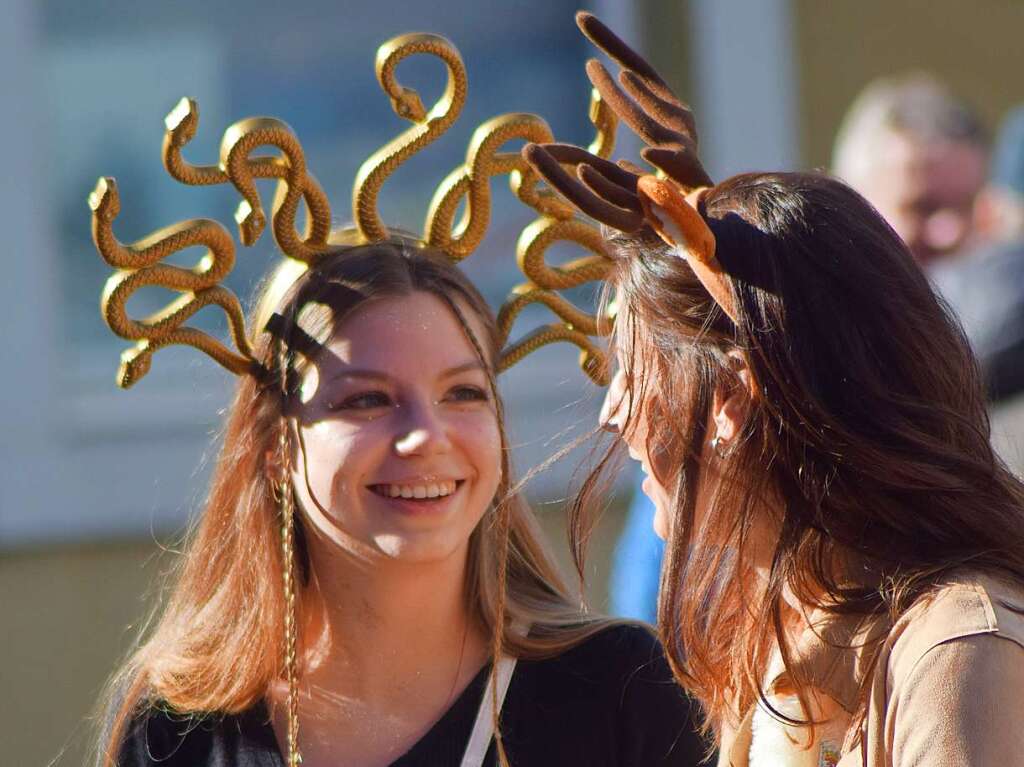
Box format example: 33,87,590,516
89,31,624,390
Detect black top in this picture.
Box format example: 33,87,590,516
116,625,709,766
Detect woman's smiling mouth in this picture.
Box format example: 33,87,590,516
367,479,464,503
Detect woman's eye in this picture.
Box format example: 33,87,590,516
334,391,392,410
446,385,488,403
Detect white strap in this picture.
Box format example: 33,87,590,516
459,655,518,767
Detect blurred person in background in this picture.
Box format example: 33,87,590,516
833,77,1024,471
931,105,1024,475
832,72,988,267
932,105,1024,404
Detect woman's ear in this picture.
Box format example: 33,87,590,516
711,350,756,445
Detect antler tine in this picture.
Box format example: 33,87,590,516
577,164,641,213
539,143,641,191
619,70,698,142
575,12,669,96
584,59,711,190
576,12,698,142
576,13,713,193
523,143,644,232
617,158,647,176
616,71,711,188
585,59,679,148
641,147,712,190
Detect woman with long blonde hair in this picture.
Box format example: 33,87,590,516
528,13,1024,767
97,236,707,767
88,21,710,760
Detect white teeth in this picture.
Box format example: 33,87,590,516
376,481,458,499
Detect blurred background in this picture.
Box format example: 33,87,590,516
3,0,1023,764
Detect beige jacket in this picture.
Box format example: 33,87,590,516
716,573,1024,767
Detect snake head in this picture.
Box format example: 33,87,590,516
391,87,427,122
234,200,266,246
88,177,120,221
581,350,609,387
117,346,152,389
164,97,199,146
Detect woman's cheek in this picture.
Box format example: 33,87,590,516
456,410,501,448
301,422,373,487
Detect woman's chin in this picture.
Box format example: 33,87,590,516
369,530,471,564
652,508,669,540
643,477,671,540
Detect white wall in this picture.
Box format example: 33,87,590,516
688,0,801,178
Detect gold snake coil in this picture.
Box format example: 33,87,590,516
498,323,608,385
352,33,467,243
493,89,619,384
425,113,569,260
517,217,611,290
90,177,254,388
163,98,332,262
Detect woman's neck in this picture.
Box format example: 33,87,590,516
299,537,488,704
266,538,491,767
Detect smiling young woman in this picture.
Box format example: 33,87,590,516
97,237,708,767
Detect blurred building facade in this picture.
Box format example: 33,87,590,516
4,1,1023,764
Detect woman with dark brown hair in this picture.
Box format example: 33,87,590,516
527,13,1024,767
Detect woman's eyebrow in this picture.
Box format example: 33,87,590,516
324,360,484,384
439,360,486,379
326,369,390,383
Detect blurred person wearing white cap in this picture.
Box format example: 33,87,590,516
932,106,1024,474
832,72,989,266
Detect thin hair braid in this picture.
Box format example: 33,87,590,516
276,335,302,767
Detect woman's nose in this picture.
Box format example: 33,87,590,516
393,401,452,457
599,371,627,434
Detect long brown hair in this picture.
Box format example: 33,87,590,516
571,171,1024,735
98,236,613,765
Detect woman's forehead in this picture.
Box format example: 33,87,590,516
318,292,489,375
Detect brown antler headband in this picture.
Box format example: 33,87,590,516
522,11,738,324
